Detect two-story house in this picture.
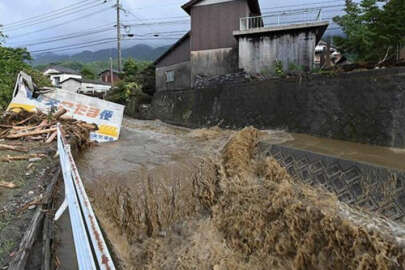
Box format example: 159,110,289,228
154,0,328,92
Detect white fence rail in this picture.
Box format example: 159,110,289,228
240,8,322,31
56,124,115,270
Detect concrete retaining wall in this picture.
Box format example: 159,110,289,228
152,67,405,148
259,142,405,223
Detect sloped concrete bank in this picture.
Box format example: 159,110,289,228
152,67,405,148
259,141,405,223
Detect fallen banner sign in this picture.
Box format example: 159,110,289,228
7,72,125,142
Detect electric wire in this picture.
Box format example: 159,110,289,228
2,0,108,31
6,6,113,39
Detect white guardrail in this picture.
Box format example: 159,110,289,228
55,123,115,270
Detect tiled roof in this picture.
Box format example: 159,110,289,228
47,65,81,75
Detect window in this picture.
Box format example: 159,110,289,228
166,70,175,82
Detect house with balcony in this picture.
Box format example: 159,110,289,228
154,0,329,92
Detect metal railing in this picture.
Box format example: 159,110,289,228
55,124,116,270
240,8,322,31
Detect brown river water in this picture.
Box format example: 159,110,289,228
67,118,405,270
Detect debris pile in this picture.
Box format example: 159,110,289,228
0,109,98,149
0,108,100,268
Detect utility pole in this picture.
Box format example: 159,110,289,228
116,0,122,72
110,57,114,85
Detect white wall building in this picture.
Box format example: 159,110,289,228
59,78,82,93
59,78,111,94
80,79,111,94
43,66,82,87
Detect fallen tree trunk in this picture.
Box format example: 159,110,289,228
45,131,58,144
0,181,17,188
54,108,67,120
0,153,46,162
0,144,28,152
5,127,57,139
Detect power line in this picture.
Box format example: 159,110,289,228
30,37,182,54
30,38,117,53
6,6,113,39
9,1,348,54
2,0,107,31
2,0,95,27
32,40,118,54
121,5,346,24
9,28,116,47
130,1,188,10
9,27,188,50
3,2,110,34
5,22,116,45
124,19,190,26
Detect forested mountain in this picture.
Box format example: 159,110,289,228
32,44,170,66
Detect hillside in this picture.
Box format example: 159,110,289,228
32,44,170,66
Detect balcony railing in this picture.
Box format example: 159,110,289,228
240,8,322,31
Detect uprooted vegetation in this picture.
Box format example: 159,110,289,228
90,127,405,270
0,109,97,148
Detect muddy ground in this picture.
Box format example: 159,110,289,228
76,119,405,270
0,140,58,267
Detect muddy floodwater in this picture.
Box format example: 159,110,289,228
78,119,232,180
72,118,405,270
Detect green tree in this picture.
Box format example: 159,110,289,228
80,67,96,80
122,58,150,81
377,0,405,58
0,30,5,45
0,46,51,110
334,0,405,63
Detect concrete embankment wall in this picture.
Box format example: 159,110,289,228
258,142,405,223
152,67,405,148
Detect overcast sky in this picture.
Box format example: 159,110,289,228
0,0,346,55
